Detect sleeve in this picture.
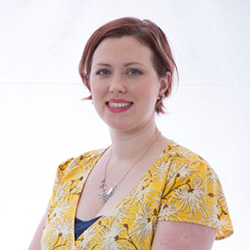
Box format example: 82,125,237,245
158,157,233,240
46,158,74,210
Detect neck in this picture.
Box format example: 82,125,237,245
109,122,160,163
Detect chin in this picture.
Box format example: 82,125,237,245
106,121,133,132
106,118,152,134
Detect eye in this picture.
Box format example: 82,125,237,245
127,68,142,76
96,69,110,76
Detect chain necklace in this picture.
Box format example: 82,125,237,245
99,131,160,203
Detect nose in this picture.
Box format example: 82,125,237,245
109,74,127,93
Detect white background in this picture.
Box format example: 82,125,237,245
0,0,249,249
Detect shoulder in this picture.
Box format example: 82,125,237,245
163,141,216,179
161,141,221,198
166,141,209,164
74,148,107,163
55,148,107,180
158,141,233,240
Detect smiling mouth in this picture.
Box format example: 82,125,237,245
106,102,133,108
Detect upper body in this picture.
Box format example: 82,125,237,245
39,141,232,249
28,17,233,250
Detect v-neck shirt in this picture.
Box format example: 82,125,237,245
41,141,233,249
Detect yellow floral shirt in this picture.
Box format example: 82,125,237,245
41,141,233,249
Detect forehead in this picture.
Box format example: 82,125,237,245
91,36,153,65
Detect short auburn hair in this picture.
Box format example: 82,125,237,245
79,17,178,114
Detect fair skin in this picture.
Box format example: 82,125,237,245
28,36,216,249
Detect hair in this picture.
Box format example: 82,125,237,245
79,17,178,114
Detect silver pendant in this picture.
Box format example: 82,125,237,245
99,179,116,203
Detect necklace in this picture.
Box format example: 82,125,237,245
99,131,160,203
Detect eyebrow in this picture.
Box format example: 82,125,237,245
94,62,146,68
125,62,146,67
94,63,111,67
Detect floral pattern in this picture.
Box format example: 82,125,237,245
41,141,233,249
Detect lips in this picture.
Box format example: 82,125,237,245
106,98,133,112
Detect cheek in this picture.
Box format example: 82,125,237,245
90,81,103,99
140,83,159,101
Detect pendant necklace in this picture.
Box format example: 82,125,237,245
99,130,160,203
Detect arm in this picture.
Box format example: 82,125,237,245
151,221,216,250
28,212,47,250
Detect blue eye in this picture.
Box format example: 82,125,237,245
128,69,142,75
96,69,110,76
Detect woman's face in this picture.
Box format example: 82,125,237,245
89,36,168,133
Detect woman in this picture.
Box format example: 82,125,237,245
29,17,233,250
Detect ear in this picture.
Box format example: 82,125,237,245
158,72,171,97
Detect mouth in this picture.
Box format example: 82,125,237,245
105,99,134,113
106,102,133,108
